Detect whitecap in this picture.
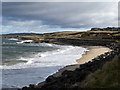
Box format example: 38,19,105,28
8,38,18,41
16,40,33,44
1,44,88,70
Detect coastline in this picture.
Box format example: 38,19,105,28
2,39,88,88
77,46,111,64
36,45,113,88
2,38,113,88
51,46,111,78
2,30,119,89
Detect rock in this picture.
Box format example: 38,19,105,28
46,75,55,83
29,84,35,88
21,40,120,89
22,86,28,90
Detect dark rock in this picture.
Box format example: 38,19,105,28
29,84,35,88
21,38,120,89
46,75,55,83
22,86,28,90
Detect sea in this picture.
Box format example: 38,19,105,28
1,38,88,88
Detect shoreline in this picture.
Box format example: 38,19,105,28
51,46,111,78
2,30,119,89
77,46,111,64
2,40,88,88
2,38,112,88
37,45,113,88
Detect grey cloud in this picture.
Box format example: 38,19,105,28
2,2,117,29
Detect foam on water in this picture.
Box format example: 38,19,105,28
1,44,88,69
2,40,88,88
16,40,33,44
8,38,18,41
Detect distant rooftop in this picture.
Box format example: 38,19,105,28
91,27,120,31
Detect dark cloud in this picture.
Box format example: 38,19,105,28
2,2,117,33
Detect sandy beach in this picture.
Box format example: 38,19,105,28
76,46,111,64
53,46,111,77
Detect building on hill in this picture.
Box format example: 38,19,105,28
91,27,120,31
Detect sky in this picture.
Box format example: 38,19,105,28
2,2,118,34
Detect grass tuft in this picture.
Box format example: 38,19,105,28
81,55,120,88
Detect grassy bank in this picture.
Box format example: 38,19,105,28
3,31,120,43
80,55,120,88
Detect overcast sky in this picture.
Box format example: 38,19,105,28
2,2,118,34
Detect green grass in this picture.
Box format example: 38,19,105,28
5,31,118,44
83,55,120,88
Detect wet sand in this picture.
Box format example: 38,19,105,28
76,46,111,64
37,46,111,87
53,46,111,77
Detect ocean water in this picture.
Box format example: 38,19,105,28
1,38,87,88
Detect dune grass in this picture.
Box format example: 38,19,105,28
82,55,120,88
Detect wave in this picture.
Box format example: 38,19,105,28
16,40,33,44
2,44,88,88
1,44,88,70
8,38,18,41
32,43,64,47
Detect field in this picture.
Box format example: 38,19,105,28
5,31,119,44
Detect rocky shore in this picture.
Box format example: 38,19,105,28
21,39,120,90
2,30,120,89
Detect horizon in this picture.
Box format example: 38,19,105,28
2,26,120,35
1,28,90,34
2,2,118,34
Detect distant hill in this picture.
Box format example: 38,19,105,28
91,27,120,31
2,33,41,36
